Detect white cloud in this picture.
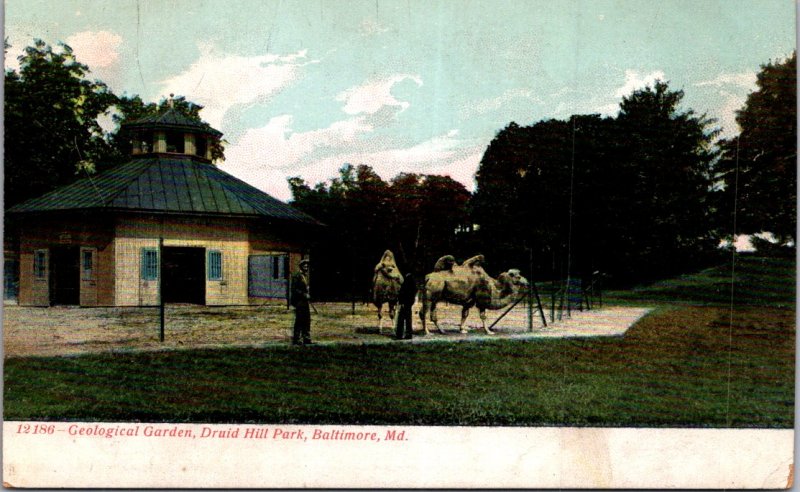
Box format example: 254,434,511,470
551,69,665,118
96,106,123,135
221,112,377,200
221,122,481,201
366,129,463,166
4,44,25,72
66,31,123,68
694,71,758,138
593,103,620,116
161,45,316,129
695,72,757,89
5,30,124,86
715,89,747,138
422,147,484,190
293,131,483,195
336,74,422,116
461,88,542,118
62,30,126,90
614,69,666,98
220,72,455,202
225,113,374,171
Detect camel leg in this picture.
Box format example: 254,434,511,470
459,306,470,334
481,309,494,335
377,303,383,333
389,301,397,335
419,300,428,335
431,302,446,334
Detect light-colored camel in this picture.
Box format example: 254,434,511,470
419,254,528,335
372,250,404,332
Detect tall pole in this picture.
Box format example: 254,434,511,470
159,237,164,342
527,247,533,332
351,252,356,315
285,255,290,309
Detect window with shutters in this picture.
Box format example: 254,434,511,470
34,250,47,279
141,248,159,280
82,249,94,280
208,250,223,280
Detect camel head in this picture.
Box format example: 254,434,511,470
380,264,397,277
497,269,529,294
375,250,402,282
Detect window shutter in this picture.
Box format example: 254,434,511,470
141,248,158,281
207,250,223,280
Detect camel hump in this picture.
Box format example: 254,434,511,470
433,255,456,272
462,254,485,269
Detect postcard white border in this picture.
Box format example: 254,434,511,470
2,421,793,488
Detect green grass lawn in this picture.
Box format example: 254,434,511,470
4,256,795,427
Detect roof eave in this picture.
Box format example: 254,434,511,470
7,206,323,227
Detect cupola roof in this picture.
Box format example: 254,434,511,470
123,107,222,137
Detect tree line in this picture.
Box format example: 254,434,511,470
288,165,473,300
290,54,796,293
5,39,795,297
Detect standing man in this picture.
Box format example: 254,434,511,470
395,272,417,340
291,258,312,345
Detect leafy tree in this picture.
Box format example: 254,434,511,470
472,81,719,284
4,40,117,208
716,52,796,246
613,81,719,279
387,172,472,273
288,165,471,300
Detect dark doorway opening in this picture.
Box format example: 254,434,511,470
162,247,206,304
50,246,80,305
4,257,19,301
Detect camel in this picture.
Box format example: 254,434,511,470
372,250,404,332
419,254,528,335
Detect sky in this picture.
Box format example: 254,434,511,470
4,0,796,202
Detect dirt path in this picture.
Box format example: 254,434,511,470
3,302,651,358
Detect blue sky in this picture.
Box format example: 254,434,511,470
4,0,796,201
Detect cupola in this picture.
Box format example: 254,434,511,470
122,95,222,162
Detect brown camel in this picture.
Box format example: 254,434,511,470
419,254,528,335
372,250,404,332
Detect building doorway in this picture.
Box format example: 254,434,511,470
4,256,19,302
50,246,80,305
162,247,206,304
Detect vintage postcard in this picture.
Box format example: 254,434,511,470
2,0,795,488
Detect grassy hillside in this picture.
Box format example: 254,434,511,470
607,256,795,307
4,256,795,427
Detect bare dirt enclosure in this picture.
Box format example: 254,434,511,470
3,301,651,358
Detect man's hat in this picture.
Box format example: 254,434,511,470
299,259,310,267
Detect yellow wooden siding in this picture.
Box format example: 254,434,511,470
114,216,250,306
17,218,113,307
114,236,160,306
15,214,310,307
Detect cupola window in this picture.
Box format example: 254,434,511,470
195,137,207,159
165,131,185,153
